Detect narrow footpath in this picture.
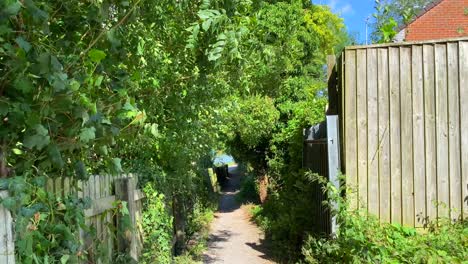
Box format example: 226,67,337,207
203,165,275,264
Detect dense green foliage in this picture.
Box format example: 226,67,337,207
140,184,173,264
213,1,349,262
301,176,468,264
1,0,351,262
0,0,232,262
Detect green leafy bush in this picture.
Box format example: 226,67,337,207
236,174,260,204
301,175,468,263
140,184,173,264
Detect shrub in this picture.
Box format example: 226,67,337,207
301,175,468,263
237,174,260,204
140,184,173,264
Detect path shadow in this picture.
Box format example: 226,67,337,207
246,238,276,262
203,229,235,263
215,165,242,213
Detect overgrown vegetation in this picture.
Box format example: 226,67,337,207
0,0,354,262
300,175,468,263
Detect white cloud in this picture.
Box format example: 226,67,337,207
339,3,355,15
324,0,355,16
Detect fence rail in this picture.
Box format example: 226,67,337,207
332,37,468,227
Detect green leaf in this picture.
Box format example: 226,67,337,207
202,19,212,31
23,134,50,150
48,144,64,169
111,158,123,173
3,1,21,17
94,75,104,87
35,124,48,136
60,255,70,264
75,161,87,180
51,56,63,72
79,127,96,143
1,196,16,210
150,123,159,137
12,148,22,155
37,52,51,74
23,125,50,150
15,37,31,52
88,49,107,63
14,77,33,94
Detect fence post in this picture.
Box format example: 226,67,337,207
327,115,341,236
115,176,138,261
0,190,15,264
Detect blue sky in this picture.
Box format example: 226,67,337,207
319,0,376,44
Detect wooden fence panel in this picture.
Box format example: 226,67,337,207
340,38,468,227
38,174,144,262
435,44,450,219
400,47,414,226
377,48,391,223
367,48,379,216
356,49,368,209
447,43,462,221
389,47,402,224
344,49,358,209
423,44,438,224
0,191,14,264
460,41,468,220
411,45,426,227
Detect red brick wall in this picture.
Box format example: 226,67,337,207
405,0,468,41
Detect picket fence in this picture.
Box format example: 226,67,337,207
0,174,145,263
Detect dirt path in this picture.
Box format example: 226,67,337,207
203,165,275,264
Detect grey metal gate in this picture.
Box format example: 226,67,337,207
303,115,340,236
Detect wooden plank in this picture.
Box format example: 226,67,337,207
378,48,391,222
95,175,103,264
46,178,54,194
459,41,468,220
63,177,70,196
84,196,117,217
367,48,379,216
54,178,63,197
115,178,138,260
134,189,146,201
0,191,14,264
435,44,450,218
344,49,358,209
423,44,438,223
447,42,462,221
77,180,84,198
400,47,414,227
389,47,402,224
412,45,426,227
105,174,113,261
356,49,368,210
86,175,95,260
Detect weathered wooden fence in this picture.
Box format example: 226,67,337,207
331,37,468,227
0,174,145,263
0,190,14,263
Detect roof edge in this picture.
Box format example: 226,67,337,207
396,0,445,32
